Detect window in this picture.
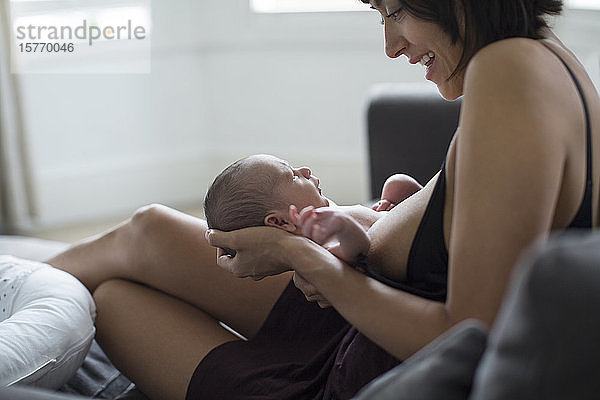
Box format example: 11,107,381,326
569,0,600,9
250,0,366,13
250,0,600,13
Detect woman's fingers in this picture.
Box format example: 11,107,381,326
293,272,329,306
205,229,236,251
317,300,332,308
206,227,288,279
204,229,255,279
206,230,241,273
215,250,238,274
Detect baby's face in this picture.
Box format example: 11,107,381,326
251,155,329,212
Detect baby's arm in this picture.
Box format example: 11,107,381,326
373,173,423,211
290,205,369,264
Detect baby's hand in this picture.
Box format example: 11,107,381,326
372,199,395,212
289,205,369,263
289,205,347,246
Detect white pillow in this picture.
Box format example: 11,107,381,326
0,256,96,389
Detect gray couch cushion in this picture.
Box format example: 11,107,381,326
366,83,460,198
470,231,600,400
352,319,487,400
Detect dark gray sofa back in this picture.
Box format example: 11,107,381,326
366,83,460,199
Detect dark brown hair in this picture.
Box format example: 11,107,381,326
204,156,287,231
363,0,563,78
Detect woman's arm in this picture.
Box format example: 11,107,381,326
279,39,576,359
445,38,574,324
282,239,451,359
208,38,579,360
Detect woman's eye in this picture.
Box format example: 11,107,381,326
379,9,404,26
388,9,405,22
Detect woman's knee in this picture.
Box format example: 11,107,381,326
93,279,127,312
130,203,209,256
129,203,204,243
130,203,175,233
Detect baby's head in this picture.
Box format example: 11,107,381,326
204,154,328,232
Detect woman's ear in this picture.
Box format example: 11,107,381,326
264,212,297,233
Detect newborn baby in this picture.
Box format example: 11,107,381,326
204,154,421,263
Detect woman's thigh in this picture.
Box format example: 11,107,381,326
49,204,292,339
94,279,239,400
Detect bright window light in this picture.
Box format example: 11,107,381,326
250,0,365,13
250,0,600,13
569,0,600,9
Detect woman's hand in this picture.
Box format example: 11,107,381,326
293,272,331,308
205,226,294,280
207,225,333,307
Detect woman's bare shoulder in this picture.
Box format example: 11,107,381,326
464,37,564,98
460,36,579,148
468,37,550,71
444,37,583,324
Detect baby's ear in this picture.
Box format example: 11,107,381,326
264,212,297,233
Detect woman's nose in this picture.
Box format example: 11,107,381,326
384,23,408,58
298,167,311,179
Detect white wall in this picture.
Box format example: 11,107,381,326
555,8,600,88
14,1,600,230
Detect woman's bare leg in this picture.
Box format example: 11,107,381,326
47,204,292,339
93,279,238,400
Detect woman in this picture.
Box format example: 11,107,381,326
48,0,600,399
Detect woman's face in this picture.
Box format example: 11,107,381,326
371,1,465,100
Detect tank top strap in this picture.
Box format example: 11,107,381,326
540,42,593,229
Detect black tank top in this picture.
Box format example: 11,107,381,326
361,42,593,301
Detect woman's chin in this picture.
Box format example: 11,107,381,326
436,78,464,101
